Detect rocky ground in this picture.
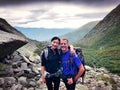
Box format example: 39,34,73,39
37,67,120,90
0,51,120,90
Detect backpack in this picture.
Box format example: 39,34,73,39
69,47,86,84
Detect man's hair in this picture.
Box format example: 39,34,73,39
61,38,69,43
51,36,60,43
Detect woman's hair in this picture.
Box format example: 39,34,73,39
51,36,60,43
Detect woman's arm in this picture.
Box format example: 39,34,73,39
41,66,46,83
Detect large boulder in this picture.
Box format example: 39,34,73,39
0,18,28,59
0,30,27,59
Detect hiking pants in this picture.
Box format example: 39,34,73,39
62,78,76,90
46,77,60,90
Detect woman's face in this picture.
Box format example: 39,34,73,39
51,39,60,50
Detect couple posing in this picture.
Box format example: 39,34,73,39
40,36,85,90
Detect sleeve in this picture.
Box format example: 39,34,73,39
72,53,82,67
40,50,46,66
57,49,62,69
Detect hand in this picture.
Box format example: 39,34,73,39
67,78,73,85
37,77,46,86
70,45,75,55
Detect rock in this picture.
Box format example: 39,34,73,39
4,77,17,87
76,84,89,90
10,84,23,90
0,78,4,86
0,88,3,90
11,51,23,61
18,76,27,86
29,54,40,64
17,42,40,58
96,67,109,74
27,79,37,87
21,54,36,66
0,64,13,77
0,31,28,59
85,65,93,71
0,18,28,59
0,18,25,36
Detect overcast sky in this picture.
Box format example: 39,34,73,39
0,0,120,29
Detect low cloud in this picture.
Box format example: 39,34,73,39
0,1,119,29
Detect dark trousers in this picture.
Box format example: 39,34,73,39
62,78,76,90
46,77,60,90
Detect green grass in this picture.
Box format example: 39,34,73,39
75,25,120,75
0,63,9,71
36,43,44,50
82,46,120,75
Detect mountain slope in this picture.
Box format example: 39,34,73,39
61,21,99,44
78,4,120,74
79,4,120,49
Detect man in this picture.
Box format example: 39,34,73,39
60,38,85,90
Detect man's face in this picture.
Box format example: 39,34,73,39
60,39,68,52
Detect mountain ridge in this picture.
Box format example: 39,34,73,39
77,4,120,74
16,27,72,41
79,4,120,48
61,21,99,44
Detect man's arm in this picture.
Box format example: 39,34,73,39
74,64,85,82
67,64,85,84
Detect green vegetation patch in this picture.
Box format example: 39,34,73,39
0,63,9,71
81,47,120,75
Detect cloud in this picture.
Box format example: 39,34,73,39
0,0,85,5
0,1,119,29
0,0,119,6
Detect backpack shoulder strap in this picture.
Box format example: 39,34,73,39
44,47,48,60
40,46,49,60
67,54,78,75
42,45,61,61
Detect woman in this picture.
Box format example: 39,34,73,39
41,36,61,90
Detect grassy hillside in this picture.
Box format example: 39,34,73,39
77,26,120,74
75,5,120,75
81,46,120,75
79,25,120,49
